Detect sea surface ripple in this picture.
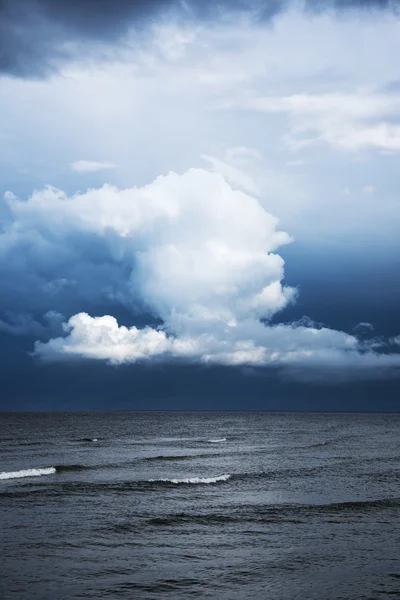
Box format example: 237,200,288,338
0,411,399,600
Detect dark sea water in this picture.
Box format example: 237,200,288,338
0,412,399,600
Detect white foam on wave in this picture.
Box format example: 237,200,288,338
208,438,227,443
0,467,56,480
149,474,231,484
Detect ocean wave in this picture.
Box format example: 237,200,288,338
0,464,98,481
0,463,326,485
55,464,93,473
142,453,219,462
148,474,231,484
142,455,196,462
207,438,227,443
313,498,400,512
0,467,56,480
145,512,303,527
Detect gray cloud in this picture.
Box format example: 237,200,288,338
0,310,64,336
1,0,399,77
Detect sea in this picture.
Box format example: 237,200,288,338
0,411,399,600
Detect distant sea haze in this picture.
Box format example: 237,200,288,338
1,412,399,600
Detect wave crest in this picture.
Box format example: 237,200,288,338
148,474,231,484
0,467,56,480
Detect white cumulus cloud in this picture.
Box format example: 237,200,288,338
3,167,396,380
34,311,400,382
7,169,293,326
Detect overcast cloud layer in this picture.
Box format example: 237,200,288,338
2,0,400,77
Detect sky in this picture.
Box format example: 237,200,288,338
0,0,399,411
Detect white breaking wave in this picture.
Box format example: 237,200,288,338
149,474,231,484
0,467,56,480
208,438,227,443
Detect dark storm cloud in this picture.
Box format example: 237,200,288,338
0,0,284,77
0,0,399,77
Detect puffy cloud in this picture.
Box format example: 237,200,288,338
2,166,396,380
34,311,400,382
2,167,293,326
35,312,353,366
71,160,117,173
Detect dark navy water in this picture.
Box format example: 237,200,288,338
1,412,399,600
